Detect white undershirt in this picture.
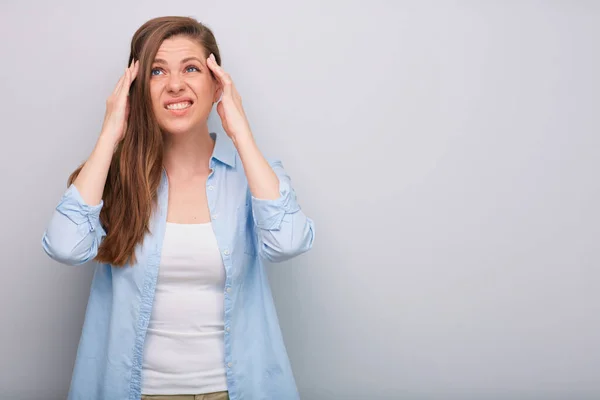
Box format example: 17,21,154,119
141,222,228,395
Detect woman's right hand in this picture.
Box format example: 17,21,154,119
100,59,140,144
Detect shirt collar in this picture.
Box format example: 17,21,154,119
209,131,236,168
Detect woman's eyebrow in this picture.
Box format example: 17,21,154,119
153,57,204,65
181,56,204,65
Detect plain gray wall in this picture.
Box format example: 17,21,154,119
1,1,598,399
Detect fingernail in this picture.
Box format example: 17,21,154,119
209,53,216,62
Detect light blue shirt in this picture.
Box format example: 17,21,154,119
42,132,315,400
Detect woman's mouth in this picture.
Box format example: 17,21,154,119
165,101,193,110
165,101,193,116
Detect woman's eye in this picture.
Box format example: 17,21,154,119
151,68,163,76
186,66,200,73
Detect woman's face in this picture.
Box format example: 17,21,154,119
150,36,220,136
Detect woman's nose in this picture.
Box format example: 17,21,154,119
167,73,184,92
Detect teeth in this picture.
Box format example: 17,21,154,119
166,102,192,110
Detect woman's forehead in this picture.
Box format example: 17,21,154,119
155,36,205,59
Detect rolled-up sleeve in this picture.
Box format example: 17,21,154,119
41,184,106,265
251,159,315,263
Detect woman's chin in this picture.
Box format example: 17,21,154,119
161,120,203,137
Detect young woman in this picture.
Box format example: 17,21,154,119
42,16,315,400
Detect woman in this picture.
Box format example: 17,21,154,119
42,16,315,400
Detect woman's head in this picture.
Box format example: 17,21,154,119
69,16,222,267
129,16,222,136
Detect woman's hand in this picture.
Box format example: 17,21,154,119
100,59,140,145
207,53,252,142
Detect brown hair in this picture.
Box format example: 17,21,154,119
68,16,222,267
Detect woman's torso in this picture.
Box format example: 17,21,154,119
141,222,228,395
62,133,303,400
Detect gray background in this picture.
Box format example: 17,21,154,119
1,1,599,399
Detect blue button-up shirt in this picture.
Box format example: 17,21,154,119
42,132,315,400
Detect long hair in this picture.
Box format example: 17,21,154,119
67,16,222,267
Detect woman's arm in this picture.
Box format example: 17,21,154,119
206,55,315,263
42,60,139,265
236,135,315,262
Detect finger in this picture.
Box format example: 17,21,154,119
206,56,222,83
207,54,233,94
128,59,138,80
231,85,242,102
217,101,228,131
132,60,140,81
123,59,138,89
126,66,133,88
113,58,136,95
217,101,225,119
112,73,126,97
114,68,131,110
125,60,135,86
121,68,131,96
121,63,131,88
125,98,131,120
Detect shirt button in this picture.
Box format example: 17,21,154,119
226,326,230,332
208,185,214,191
226,287,231,293
212,214,218,220
227,362,233,368
223,249,230,255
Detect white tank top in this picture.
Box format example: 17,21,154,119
141,222,228,395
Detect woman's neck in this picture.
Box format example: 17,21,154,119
162,126,215,179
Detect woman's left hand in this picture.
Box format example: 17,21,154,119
207,53,252,142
